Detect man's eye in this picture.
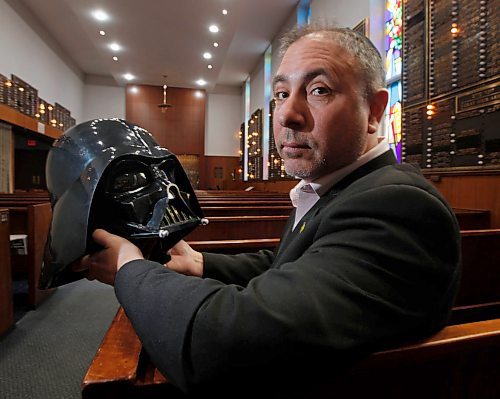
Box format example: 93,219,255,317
310,87,330,96
112,172,148,192
274,91,288,100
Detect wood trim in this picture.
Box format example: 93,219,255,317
0,103,61,139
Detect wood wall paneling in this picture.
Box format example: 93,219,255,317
126,85,205,155
203,156,240,190
126,84,206,187
428,173,500,228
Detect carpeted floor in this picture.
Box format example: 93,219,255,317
0,279,119,399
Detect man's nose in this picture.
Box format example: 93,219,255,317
277,94,307,130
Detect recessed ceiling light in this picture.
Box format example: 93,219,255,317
112,56,118,61
203,52,212,60
99,30,106,36
207,64,213,69
213,42,219,47
196,79,207,86
209,25,219,33
123,73,135,81
222,9,228,15
92,10,109,22
109,42,121,52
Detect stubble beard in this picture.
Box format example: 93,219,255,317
276,129,327,180
278,146,327,180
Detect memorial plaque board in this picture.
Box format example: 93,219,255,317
402,0,499,170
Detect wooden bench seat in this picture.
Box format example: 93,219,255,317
82,309,500,398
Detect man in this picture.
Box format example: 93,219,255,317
83,24,461,396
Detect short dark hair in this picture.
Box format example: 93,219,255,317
279,22,386,99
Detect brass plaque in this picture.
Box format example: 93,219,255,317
456,82,500,113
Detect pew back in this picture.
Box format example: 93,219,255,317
4,202,53,307
0,208,13,335
82,309,500,399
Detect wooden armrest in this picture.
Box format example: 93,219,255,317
82,307,142,388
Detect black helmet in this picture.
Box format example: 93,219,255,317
40,118,205,289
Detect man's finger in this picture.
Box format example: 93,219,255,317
92,228,116,246
71,255,90,272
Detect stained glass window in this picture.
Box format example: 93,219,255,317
385,0,403,161
386,81,402,160
385,0,403,80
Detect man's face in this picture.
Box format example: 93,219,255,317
273,36,375,181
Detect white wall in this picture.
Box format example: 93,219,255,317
249,59,265,118
0,0,84,122
0,0,130,125
310,0,385,56
82,84,126,122
271,6,301,79
205,86,242,156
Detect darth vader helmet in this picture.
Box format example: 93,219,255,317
40,118,206,289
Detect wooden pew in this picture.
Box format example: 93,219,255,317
191,229,500,324
82,309,500,399
185,215,288,241
198,200,292,208
201,205,293,217
0,192,49,204
452,207,491,230
188,238,280,254
0,208,14,336
449,228,500,324
195,190,289,198
5,202,54,307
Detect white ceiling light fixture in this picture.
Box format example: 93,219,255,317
92,10,109,22
99,30,106,36
213,42,219,47
123,73,135,81
209,25,219,33
109,42,121,52
222,9,228,15
207,64,213,69
203,52,212,60
196,79,207,86
158,75,173,113
112,56,118,61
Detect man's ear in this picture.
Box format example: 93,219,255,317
367,89,389,134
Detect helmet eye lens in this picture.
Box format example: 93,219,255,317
104,159,152,194
112,172,148,192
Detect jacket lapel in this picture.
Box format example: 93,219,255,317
273,150,397,261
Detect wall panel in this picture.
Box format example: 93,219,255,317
125,84,205,156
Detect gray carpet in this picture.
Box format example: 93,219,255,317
0,279,120,399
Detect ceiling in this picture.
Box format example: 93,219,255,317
10,0,300,92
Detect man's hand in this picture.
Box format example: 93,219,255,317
75,229,144,286
166,240,204,277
